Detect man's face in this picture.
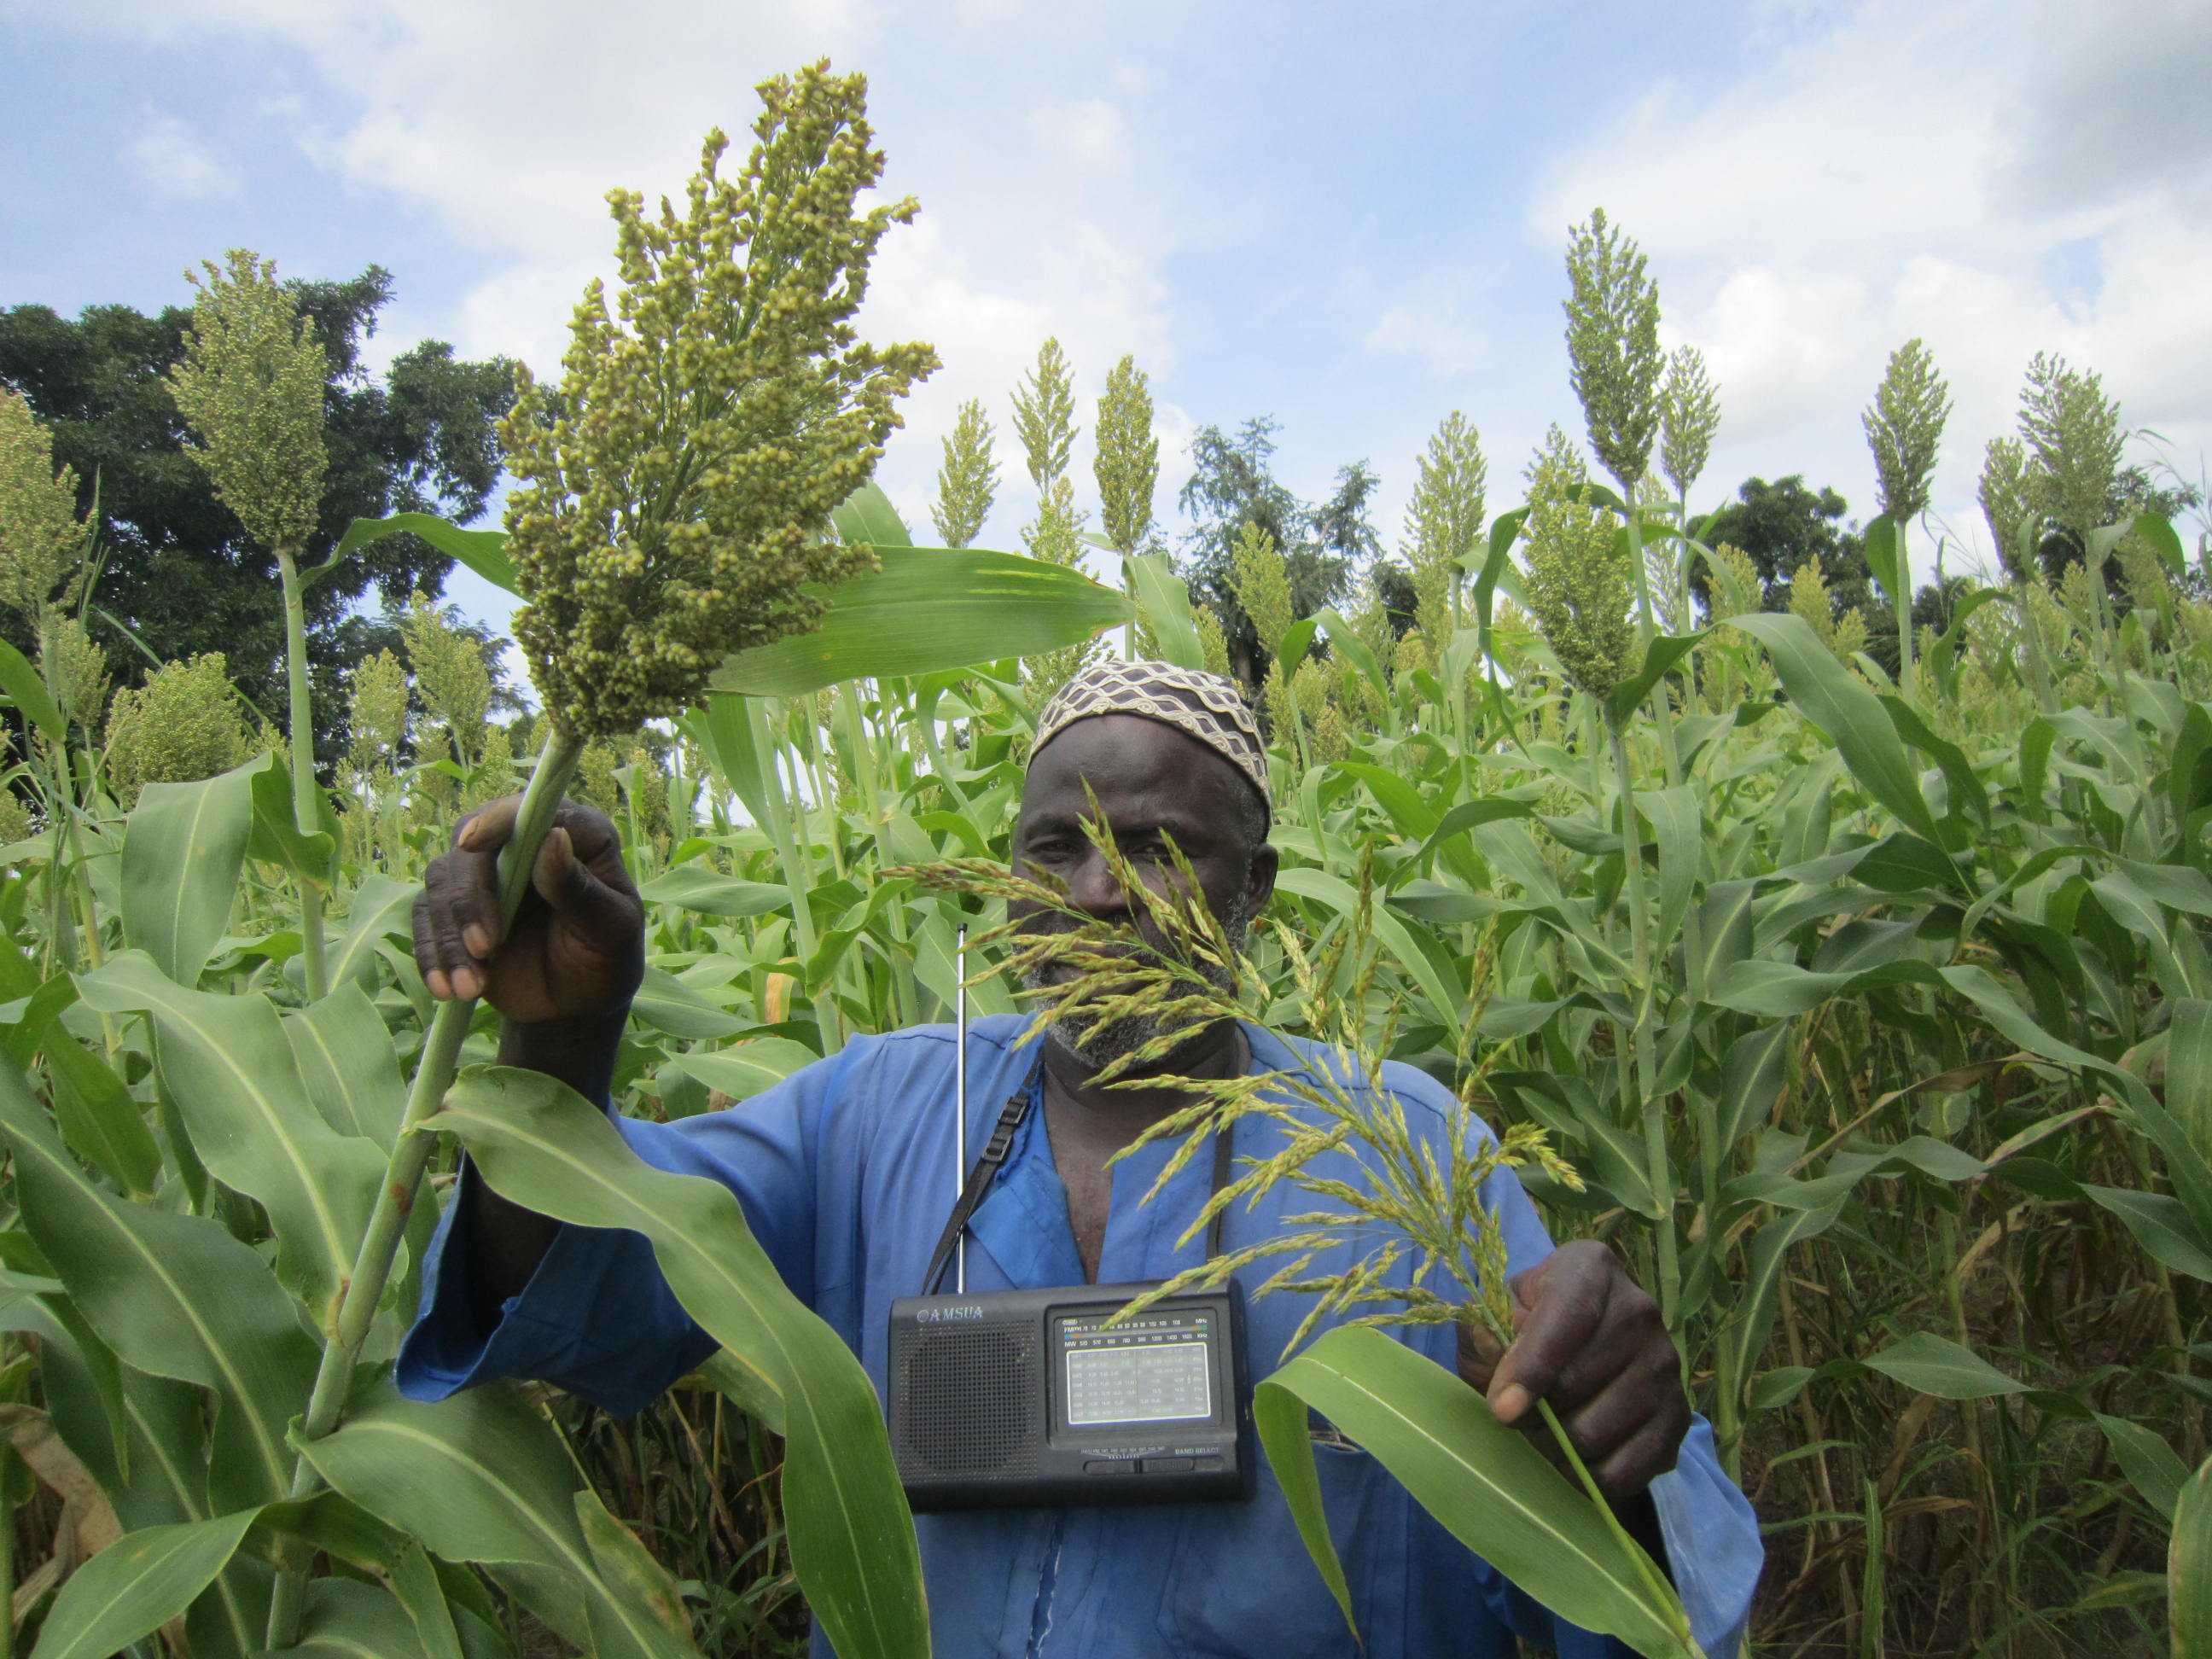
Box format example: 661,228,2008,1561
1008,714,1277,1071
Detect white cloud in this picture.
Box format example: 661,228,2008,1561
1365,293,1488,380
1032,98,1127,169
126,113,240,200
1531,0,2212,565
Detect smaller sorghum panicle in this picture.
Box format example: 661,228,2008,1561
0,392,88,626
2017,352,2127,545
501,62,938,741
1658,345,1720,503
1094,353,1161,557
165,250,329,558
1978,436,2035,584
1862,338,1951,524
1563,207,1663,493
929,399,999,549
1520,428,1635,707
1402,410,1487,652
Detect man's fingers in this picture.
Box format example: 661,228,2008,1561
1456,1321,1505,1390
1489,1249,1613,1425
1592,1418,1680,1502
410,888,452,1001
532,825,640,942
454,795,522,854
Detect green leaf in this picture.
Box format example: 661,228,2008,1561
428,1066,929,1659
1862,515,1904,607
637,867,794,918
1254,1326,1695,1658
2082,1185,2212,1282
28,1506,261,1659
273,1576,436,1659
2093,1414,2191,1524
662,1039,818,1105
328,876,419,994
42,1025,163,1197
283,982,410,1150
1314,608,1388,707
1633,785,1700,957
1127,552,1206,670
1273,866,1464,1042
0,1057,315,1511
122,753,262,985
77,952,384,1321
247,752,337,892
576,1488,696,1650
712,546,1129,696
629,966,747,1040
830,480,913,550
329,512,518,596
1725,612,1945,853
295,1381,698,1657
0,636,64,742
1861,1332,2029,1400
2174,1452,2212,1656
1605,632,1705,730
1749,1367,1815,1412
388,1539,466,1659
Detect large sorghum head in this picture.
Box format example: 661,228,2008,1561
501,62,938,742
166,250,329,557
1563,208,1663,492
1862,337,1951,524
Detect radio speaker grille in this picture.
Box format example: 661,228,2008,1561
897,1325,1039,1477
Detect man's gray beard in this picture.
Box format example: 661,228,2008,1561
1022,896,1252,1071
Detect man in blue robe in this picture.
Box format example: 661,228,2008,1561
399,660,1762,1656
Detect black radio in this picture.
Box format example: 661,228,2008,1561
888,1281,1253,1511
886,928,1254,1512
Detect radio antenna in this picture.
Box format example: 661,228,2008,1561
955,923,968,1294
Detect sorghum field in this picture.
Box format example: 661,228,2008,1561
0,60,2207,1659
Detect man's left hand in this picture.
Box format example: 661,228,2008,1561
1455,1240,1689,1503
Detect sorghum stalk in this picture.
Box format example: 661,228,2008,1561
276,546,329,998
1610,720,1678,1330
268,726,584,1644
164,252,331,998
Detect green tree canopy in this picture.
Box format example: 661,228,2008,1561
1178,416,1380,684
0,265,515,766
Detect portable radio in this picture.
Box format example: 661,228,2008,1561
886,929,1254,1512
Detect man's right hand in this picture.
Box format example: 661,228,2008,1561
412,795,646,1024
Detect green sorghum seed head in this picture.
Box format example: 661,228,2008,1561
1563,207,1663,491
0,391,88,626
930,398,998,550
1094,354,1160,557
502,62,938,742
1862,337,1951,523
1520,426,1634,705
166,249,329,556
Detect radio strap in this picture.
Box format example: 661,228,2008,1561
922,1086,1034,1297
920,1074,1238,1297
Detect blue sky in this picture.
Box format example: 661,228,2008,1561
6,0,2210,661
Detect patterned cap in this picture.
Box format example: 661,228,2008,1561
1032,659,1270,817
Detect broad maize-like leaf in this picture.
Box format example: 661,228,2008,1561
2176,1452,2212,1656
282,981,410,1150
296,1380,700,1659
712,547,1129,696
28,1506,261,1659
78,952,385,1322
1127,551,1205,669
0,1058,315,1512
1254,1325,1697,1658
121,754,261,985
1861,1332,2028,1400
428,1066,931,1659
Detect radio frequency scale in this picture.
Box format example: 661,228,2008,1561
887,930,1254,1513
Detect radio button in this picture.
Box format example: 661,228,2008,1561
1142,1457,1194,1473
1083,1459,1134,1475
